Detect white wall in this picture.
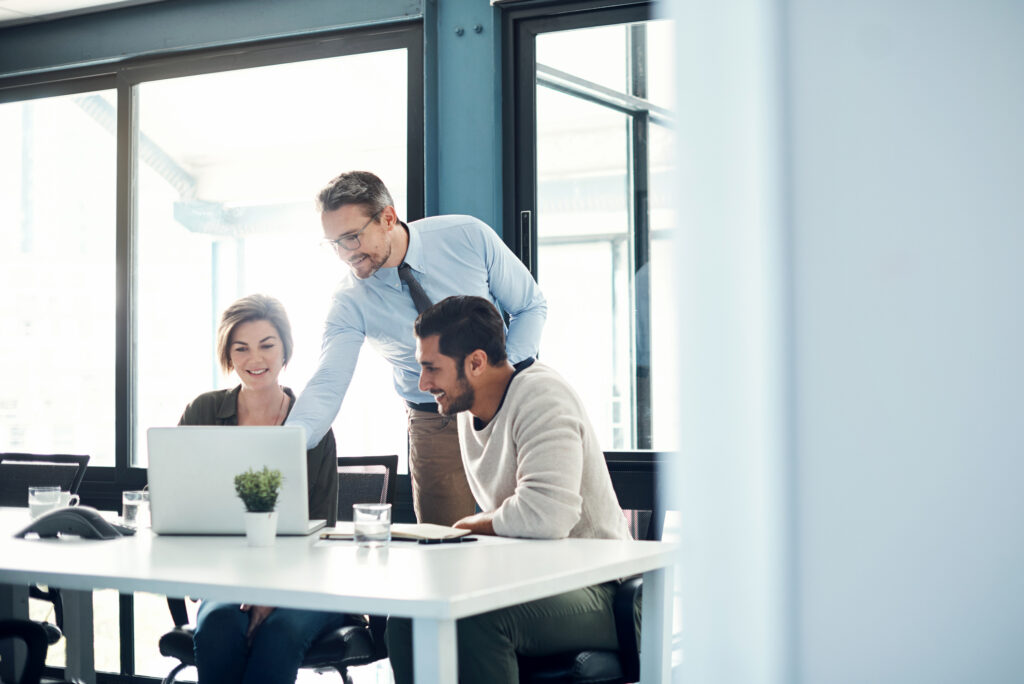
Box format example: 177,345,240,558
670,1,1024,682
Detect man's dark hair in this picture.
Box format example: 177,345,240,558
414,296,508,367
316,170,394,215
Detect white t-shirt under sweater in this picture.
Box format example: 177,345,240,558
457,361,631,540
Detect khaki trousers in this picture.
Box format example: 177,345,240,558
406,407,476,526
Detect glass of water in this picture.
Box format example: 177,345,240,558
28,486,61,518
122,489,150,528
353,503,391,548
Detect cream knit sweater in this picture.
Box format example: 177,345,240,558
457,362,630,540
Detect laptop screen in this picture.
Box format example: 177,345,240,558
147,425,324,535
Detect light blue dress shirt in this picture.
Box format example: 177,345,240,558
287,214,547,447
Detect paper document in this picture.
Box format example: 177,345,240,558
320,522,472,541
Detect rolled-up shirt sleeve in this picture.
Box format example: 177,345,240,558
477,224,547,364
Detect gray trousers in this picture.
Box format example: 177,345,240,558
407,407,476,526
385,582,620,684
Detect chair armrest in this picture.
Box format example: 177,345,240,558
166,597,190,627
613,575,643,683
28,585,64,631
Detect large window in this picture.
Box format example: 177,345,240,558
511,6,676,451
0,89,118,465
133,49,411,466
3,24,420,683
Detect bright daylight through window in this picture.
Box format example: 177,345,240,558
134,50,409,467
535,19,675,451
0,91,117,466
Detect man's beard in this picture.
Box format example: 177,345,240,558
438,369,475,416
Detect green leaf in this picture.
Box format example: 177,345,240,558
233,466,283,513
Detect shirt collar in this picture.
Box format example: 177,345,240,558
370,220,418,292
216,385,296,422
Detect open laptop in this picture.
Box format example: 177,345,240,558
147,425,325,536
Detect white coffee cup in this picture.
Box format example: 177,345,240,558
28,487,80,518
58,491,81,507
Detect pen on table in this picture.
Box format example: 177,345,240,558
418,537,478,545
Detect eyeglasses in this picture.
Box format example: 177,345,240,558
321,210,381,252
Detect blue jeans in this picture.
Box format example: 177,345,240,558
194,601,351,684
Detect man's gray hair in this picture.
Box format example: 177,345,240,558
316,170,394,216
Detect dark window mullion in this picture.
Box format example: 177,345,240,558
115,75,136,473
627,23,652,449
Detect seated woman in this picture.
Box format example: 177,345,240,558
179,294,350,684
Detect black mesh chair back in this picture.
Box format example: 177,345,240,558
0,453,90,646
336,455,398,521
0,453,89,507
604,451,662,542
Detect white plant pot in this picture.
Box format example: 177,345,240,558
244,511,278,547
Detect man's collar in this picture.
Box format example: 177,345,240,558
370,220,417,291
399,220,422,271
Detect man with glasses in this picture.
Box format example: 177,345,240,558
287,170,546,525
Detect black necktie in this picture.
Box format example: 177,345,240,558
397,263,433,314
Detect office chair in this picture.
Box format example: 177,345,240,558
336,454,398,522
516,451,666,684
156,455,399,684
0,620,74,684
0,454,90,646
335,455,399,667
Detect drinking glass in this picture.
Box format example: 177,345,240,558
122,490,150,528
28,486,61,519
353,503,391,548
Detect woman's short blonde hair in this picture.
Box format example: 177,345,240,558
216,294,293,373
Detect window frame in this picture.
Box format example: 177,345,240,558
503,0,659,449
1,23,423,682
4,23,423,511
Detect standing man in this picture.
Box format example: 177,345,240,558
287,171,546,525
386,295,630,683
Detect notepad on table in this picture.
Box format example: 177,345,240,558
320,522,472,541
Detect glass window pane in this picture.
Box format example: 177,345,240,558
646,19,676,111
537,24,627,94
533,17,675,451
135,50,409,466
649,121,678,451
0,92,116,466
536,86,632,449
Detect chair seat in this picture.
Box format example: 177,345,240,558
518,649,626,684
158,620,377,670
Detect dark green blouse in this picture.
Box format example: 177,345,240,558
178,385,339,526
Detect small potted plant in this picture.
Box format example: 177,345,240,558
234,466,283,547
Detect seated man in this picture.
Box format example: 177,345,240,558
386,295,632,683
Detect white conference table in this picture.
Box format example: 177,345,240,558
0,507,675,683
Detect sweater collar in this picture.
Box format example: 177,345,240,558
471,358,536,431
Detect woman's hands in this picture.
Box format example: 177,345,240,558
240,604,276,645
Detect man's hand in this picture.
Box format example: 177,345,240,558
452,512,496,535
240,604,276,645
